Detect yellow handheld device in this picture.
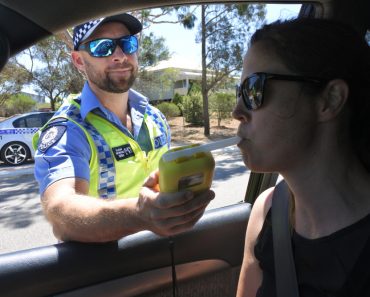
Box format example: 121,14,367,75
159,136,240,193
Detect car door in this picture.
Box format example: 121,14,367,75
0,202,252,297
13,113,43,147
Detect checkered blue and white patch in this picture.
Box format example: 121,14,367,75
56,102,116,199
0,128,39,135
145,105,170,149
154,134,167,150
73,19,102,50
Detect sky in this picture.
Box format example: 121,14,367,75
147,4,301,65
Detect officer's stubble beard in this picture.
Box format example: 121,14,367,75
83,58,138,94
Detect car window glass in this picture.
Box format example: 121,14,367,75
41,113,54,125
0,2,301,254
13,114,43,128
12,117,26,127
136,3,301,210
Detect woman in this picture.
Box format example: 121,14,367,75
234,18,370,297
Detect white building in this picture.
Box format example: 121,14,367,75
143,55,203,101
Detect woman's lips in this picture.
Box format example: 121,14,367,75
236,136,250,150
236,133,245,143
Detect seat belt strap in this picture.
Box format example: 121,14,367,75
271,180,300,297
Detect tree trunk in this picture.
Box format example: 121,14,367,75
50,99,56,111
201,5,210,136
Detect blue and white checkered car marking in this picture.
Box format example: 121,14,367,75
54,103,116,199
0,128,39,135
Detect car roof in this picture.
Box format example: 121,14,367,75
0,0,368,84
0,0,368,58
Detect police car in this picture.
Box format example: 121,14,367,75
0,111,54,165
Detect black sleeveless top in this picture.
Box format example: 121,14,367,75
254,209,370,297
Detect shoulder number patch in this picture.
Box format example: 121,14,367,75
38,125,67,153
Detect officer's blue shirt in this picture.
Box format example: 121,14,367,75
34,82,169,195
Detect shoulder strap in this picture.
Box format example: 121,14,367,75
271,180,300,297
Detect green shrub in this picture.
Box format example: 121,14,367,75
183,91,204,126
172,93,184,116
156,102,181,118
188,81,201,95
172,93,183,105
209,92,235,126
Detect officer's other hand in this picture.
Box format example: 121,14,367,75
137,170,215,236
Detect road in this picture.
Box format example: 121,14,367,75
0,161,58,254
0,146,249,254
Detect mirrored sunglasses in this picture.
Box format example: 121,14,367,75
78,35,138,57
237,72,327,110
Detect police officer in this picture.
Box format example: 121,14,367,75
33,13,214,243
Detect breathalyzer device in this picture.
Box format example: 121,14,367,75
159,136,240,193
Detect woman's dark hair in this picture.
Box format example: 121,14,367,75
250,18,370,171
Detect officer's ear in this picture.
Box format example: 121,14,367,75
316,79,349,122
71,51,87,79
71,51,85,71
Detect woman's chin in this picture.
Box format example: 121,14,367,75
241,154,250,169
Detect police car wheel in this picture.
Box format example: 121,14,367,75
0,141,30,166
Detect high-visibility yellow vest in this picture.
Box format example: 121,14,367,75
33,99,169,199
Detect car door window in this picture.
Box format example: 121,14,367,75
1,2,301,255
25,114,43,128
12,114,43,128
41,112,54,125
12,117,26,128
138,3,301,210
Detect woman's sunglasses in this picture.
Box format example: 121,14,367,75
237,72,327,110
78,35,138,57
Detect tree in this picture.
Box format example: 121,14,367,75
57,7,198,56
14,35,84,111
2,8,198,111
132,7,198,69
132,6,197,32
138,32,170,69
0,59,31,108
197,4,266,135
3,93,36,117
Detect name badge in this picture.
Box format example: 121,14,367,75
112,144,135,161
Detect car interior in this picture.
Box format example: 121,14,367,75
0,0,368,296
